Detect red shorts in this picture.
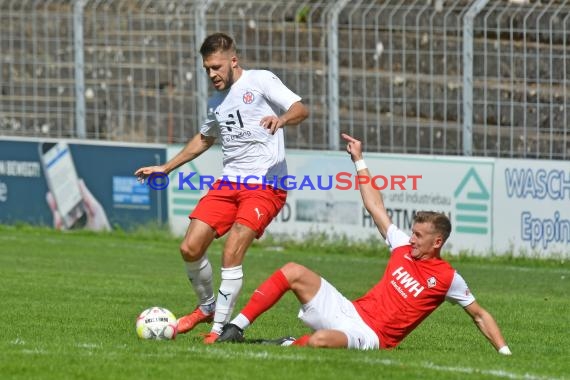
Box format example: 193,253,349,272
189,180,287,238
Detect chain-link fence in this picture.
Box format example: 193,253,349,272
1,0,569,159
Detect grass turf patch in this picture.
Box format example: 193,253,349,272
0,225,568,380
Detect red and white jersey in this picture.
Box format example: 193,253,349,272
353,224,475,349
200,70,302,183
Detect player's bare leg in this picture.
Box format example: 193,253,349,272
306,329,349,348
177,219,217,334
217,262,324,344
204,223,256,343
282,264,349,347
280,262,321,303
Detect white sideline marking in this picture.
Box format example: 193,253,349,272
17,344,560,380
21,348,48,355
75,343,101,349
185,346,560,380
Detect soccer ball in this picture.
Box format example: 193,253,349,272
136,306,178,340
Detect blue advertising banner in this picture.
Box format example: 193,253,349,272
0,138,166,230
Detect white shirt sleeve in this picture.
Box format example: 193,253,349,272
255,70,302,112
385,224,410,250
445,272,476,307
200,95,222,137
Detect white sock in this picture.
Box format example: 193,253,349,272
212,265,243,332
185,256,215,311
231,313,251,331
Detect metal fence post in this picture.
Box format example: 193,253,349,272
194,0,211,128
73,0,86,139
462,0,488,156
327,0,350,151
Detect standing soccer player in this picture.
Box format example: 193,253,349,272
216,133,511,355
134,32,309,343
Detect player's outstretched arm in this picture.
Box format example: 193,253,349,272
341,133,392,239
463,301,512,355
134,133,215,179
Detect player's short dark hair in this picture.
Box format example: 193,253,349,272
200,32,237,57
414,211,452,242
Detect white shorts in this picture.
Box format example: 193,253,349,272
297,278,380,350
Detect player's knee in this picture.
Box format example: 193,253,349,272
281,262,308,282
179,242,203,262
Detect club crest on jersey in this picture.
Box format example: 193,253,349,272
243,91,254,104
427,277,437,288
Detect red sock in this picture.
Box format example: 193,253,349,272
292,335,311,346
241,269,290,323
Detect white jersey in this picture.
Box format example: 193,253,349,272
385,224,476,307
200,69,302,184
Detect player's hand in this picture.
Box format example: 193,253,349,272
341,133,364,162
134,165,167,183
260,116,284,135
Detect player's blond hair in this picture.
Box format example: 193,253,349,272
414,211,452,242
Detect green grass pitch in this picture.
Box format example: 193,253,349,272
0,225,568,380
